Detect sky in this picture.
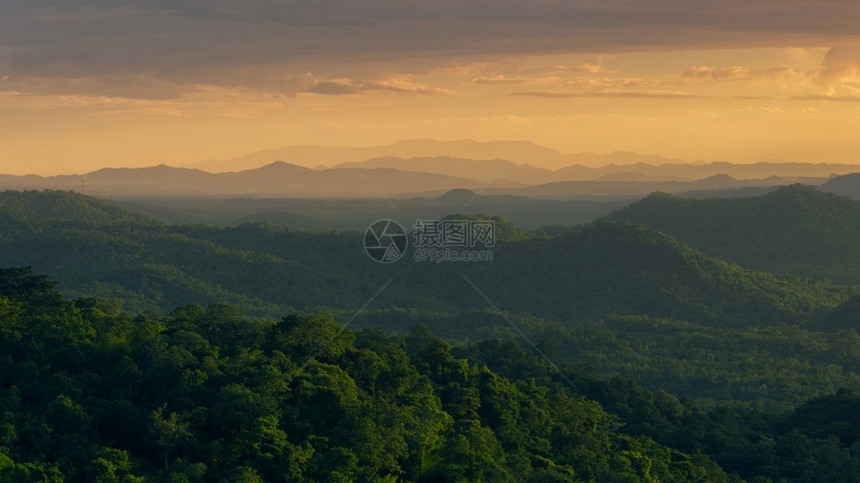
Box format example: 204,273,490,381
2,1,860,175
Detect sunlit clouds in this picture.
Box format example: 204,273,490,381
2,2,860,174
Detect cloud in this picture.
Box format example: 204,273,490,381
807,46,860,95
682,66,748,82
2,1,860,99
563,77,658,89
473,75,561,85
305,78,451,96
791,94,860,102
684,109,724,119
306,82,363,95
470,61,615,85
473,76,528,85
0,74,190,100
511,89,700,99
681,65,797,83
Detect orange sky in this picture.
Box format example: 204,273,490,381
2,2,860,175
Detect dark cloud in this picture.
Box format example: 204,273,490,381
473,76,527,85
305,80,449,95
0,74,189,100
306,81,362,95
2,1,860,98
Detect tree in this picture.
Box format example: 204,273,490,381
149,405,191,471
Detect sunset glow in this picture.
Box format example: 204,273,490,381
2,2,860,175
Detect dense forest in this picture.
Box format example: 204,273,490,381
2,267,860,481
0,189,850,322
2,189,860,480
0,267,727,481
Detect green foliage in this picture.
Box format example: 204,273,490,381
0,190,845,328
4,190,860,481
0,269,732,481
602,184,860,284
441,213,537,242
349,308,860,410
460,334,860,482
456,222,846,326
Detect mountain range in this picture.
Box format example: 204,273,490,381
0,159,845,199
333,153,858,185
4,137,859,199
191,138,677,171
0,162,515,198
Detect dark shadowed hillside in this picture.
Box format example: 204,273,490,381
0,191,845,327
456,222,845,326
601,184,860,283
820,172,860,200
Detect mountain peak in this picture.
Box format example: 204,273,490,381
249,161,312,173
436,188,479,203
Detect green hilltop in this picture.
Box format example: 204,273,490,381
601,184,860,284
0,190,846,328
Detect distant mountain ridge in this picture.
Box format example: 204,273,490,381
0,159,835,199
191,138,860,180
482,174,827,199
191,138,600,171
820,173,860,200
338,155,856,185
0,161,510,197
3,137,859,198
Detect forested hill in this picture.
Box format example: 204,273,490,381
0,189,156,226
3,267,860,481
0,190,846,327
0,267,731,481
601,184,860,283
457,222,845,326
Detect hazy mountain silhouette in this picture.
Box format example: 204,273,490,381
192,138,580,172
0,163,832,199
333,156,548,184
484,174,824,199
0,162,513,197
327,152,856,185
434,188,480,204
2,142,856,198
552,161,853,181
819,172,860,200
190,139,860,181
